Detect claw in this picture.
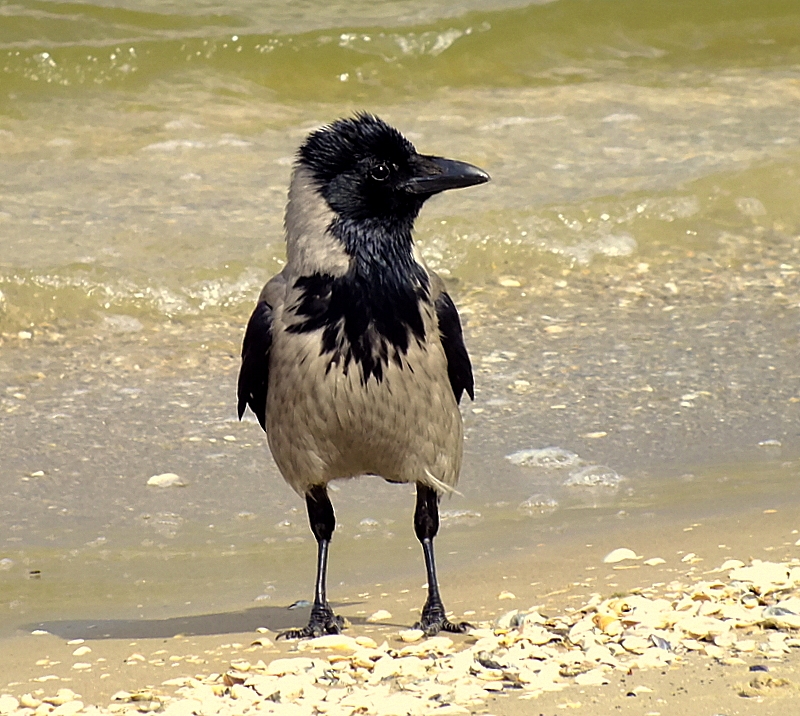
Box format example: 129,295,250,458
277,610,345,640
415,598,472,636
415,615,472,636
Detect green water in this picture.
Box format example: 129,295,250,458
2,0,800,634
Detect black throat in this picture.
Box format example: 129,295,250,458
287,218,430,385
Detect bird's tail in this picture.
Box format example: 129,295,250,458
423,469,463,497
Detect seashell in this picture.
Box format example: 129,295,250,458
676,615,730,639
398,628,425,643
575,668,610,686
681,638,704,651
230,684,260,703
0,696,20,715
632,647,674,669
584,644,618,666
603,548,641,564
51,702,84,716
43,690,79,707
222,671,247,686
350,649,381,668
264,657,315,676
621,636,650,654
366,609,392,623
519,624,554,645
703,644,725,659
719,559,745,571
161,700,203,716
762,605,800,629
607,597,636,616
298,634,361,652
276,674,306,701
250,636,274,647
245,674,279,698
494,610,521,630
733,639,756,652
729,560,792,593
649,634,672,651
399,635,454,657
593,613,623,636
20,695,41,709
644,557,666,566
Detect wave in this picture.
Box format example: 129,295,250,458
1,0,798,100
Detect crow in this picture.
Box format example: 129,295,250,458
237,113,489,638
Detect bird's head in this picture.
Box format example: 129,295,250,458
297,113,489,227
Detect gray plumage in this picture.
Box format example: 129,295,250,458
238,114,489,637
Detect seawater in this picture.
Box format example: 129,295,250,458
2,0,800,634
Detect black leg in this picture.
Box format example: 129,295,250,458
413,483,472,636
278,484,344,639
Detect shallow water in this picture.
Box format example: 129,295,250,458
2,0,800,635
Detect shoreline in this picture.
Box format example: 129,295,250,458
3,501,800,715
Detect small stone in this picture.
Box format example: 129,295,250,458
644,557,666,566
72,646,91,656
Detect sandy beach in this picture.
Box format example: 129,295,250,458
3,1,800,714
3,495,800,716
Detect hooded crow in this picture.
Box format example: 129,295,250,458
237,113,490,638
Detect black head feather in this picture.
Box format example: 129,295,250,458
298,113,427,225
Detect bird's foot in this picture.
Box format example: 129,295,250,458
415,601,473,636
277,603,345,640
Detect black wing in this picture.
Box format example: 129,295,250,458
435,292,474,404
237,300,273,431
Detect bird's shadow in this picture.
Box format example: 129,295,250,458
24,603,368,641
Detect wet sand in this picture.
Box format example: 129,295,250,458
3,495,800,716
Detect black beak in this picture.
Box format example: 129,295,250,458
403,155,490,195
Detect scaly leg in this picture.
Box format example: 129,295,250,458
413,483,472,635
278,484,344,639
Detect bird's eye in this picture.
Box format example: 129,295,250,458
370,163,390,182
